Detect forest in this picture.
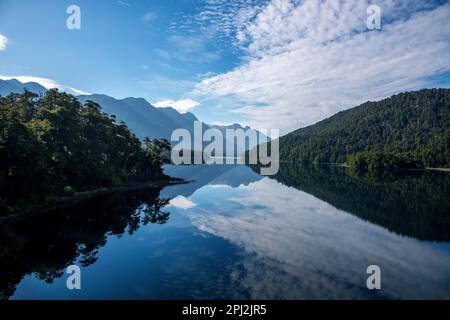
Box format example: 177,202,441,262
346,151,425,174
278,89,450,168
0,90,171,213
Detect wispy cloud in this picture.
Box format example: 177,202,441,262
116,0,130,7
168,35,221,63
0,33,8,51
196,71,217,80
0,75,90,95
193,0,450,133
141,11,158,24
138,74,197,99
153,98,200,113
175,0,270,48
154,48,171,60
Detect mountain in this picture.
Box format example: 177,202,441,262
278,89,450,167
0,79,47,96
159,107,198,129
77,94,264,153
77,94,177,140
0,79,266,155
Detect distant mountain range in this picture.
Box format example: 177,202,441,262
278,88,450,167
3,79,448,166
0,79,47,97
0,79,267,154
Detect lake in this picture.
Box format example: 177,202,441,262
1,163,449,300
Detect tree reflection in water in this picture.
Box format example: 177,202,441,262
0,188,170,299
1,163,449,300
258,162,450,242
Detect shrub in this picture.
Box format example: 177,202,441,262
63,185,75,196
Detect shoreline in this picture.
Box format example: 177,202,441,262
426,167,450,172
313,162,450,172
1,178,192,223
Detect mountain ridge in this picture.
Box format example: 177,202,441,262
0,79,266,154
0,79,47,96
278,88,450,167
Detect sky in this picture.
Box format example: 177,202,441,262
0,0,449,134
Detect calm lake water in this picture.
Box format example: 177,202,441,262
1,164,449,300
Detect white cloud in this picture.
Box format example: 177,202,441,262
168,35,221,63
0,33,8,51
0,75,91,95
194,0,450,133
182,178,450,299
168,196,197,209
141,11,158,24
197,71,217,80
139,75,196,96
116,1,130,7
176,0,270,47
153,98,200,113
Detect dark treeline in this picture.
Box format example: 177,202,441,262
249,162,450,242
0,90,171,213
279,89,450,168
346,151,425,175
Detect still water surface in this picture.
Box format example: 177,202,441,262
1,164,449,299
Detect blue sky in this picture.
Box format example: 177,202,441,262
1,0,450,133
0,0,247,125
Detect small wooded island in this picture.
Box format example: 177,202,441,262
0,90,172,216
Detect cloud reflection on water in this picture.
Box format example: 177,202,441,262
177,177,450,299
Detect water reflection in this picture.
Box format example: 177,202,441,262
165,164,450,299
0,163,449,300
178,174,450,299
260,163,450,241
0,189,169,299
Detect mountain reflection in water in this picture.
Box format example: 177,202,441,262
0,164,449,300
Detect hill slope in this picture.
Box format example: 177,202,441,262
77,94,265,152
279,89,450,167
77,94,177,140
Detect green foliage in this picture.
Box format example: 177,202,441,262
347,151,425,175
279,89,450,167
0,90,171,211
63,185,75,196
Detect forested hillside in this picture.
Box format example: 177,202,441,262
0,90,171,212
279,89,450,167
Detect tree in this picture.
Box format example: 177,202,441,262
142,138,171,178
0,90,173,214
278,89,450,168
346,152,425,175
